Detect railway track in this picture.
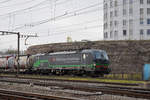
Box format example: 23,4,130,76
0,75,139,86
0,75,149,99
0,89,80,100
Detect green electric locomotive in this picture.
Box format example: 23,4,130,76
30,49,110,76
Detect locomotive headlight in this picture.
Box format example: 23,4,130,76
93,63,96,66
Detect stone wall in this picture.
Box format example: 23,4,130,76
26,40,150,74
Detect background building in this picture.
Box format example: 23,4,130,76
103,0,150,40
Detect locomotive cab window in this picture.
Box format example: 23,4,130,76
94,51,109,60
102,51,109,60
94,51,101,59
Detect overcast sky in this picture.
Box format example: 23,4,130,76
0,0,103,51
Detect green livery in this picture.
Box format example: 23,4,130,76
30,49,110,76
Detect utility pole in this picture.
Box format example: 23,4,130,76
0,31,38,76
17,33,20,76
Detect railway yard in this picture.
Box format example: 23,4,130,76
1,0,150,99
0,74,149,100
0,41,150,100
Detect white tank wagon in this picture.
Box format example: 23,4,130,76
7,57,16,69
0,58,7,69
7,55,32,71
0,56,11,69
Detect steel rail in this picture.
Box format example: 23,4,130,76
0,76,150,99
0,89,80,100
0,75,139,86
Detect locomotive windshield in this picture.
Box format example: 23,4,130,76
94,51,109,60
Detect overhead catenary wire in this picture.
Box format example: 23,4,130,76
13,3,102,30
0,0,72,21
36,19,102,36
0,0,139,20
0,0,11,4
14,9,101,30
0,0,138,18
0,0,48,17
18,18,150,40
0,0,102,28
0,0,102,49
49,19,101,30
0,0,139,18
21,13,150,38
0,0,37,9
12,0,140,31
0,0,141,47
12,14,150,40
10,8,149,34
0,32,37,45
0,0,72,18
37,24,102,37
0,29,101,45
